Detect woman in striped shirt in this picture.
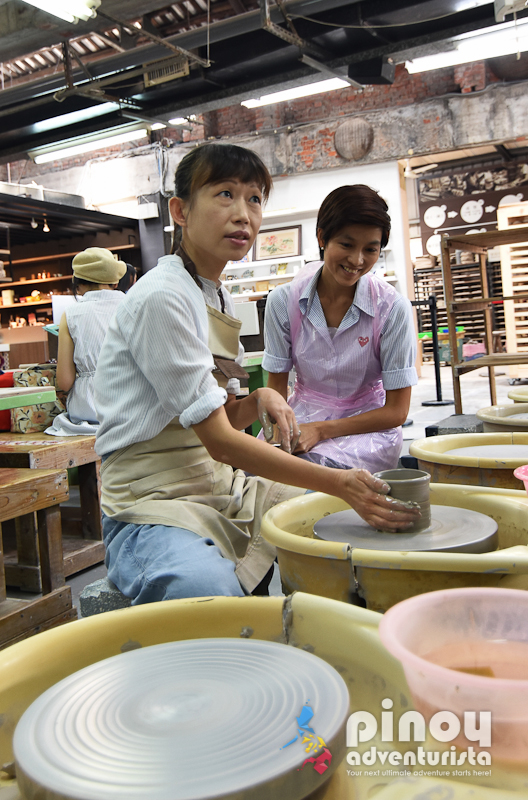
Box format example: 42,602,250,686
46,247,125,436
94,145,419,604
263,185,417,473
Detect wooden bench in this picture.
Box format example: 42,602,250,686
0,467,77,649
0,434,103,591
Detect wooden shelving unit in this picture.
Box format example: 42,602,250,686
0,192,141,329
414,261,504,361
222,255,305,301
0,276,70,289
9,243,137,265
1,244,139,326
497,202,528,379
440,227,528,413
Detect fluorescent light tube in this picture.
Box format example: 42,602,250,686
241,78,349,108
33,103,120,135
406,17,528,73
31,129,148,164
20,0,100,23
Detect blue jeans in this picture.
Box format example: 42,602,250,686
103,515,245,604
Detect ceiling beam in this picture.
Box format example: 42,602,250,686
495,143,513,161
228,0,247,13
0,0,357,65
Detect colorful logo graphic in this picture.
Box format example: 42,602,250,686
281,702,332,775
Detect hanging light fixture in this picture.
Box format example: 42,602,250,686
28,126,149,164
241,78,349,109
42,218,50,233
30,218,38,229
405,17,528,73
20,0,101,24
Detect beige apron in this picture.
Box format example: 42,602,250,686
101,303,304,592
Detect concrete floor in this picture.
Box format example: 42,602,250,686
401,361,514,450
62,363,523,611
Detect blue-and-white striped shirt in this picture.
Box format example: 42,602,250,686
94,255,244,456
262,268,417,391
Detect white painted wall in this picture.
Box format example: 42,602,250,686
32,149,411,296
261,161,411,296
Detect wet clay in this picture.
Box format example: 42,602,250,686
445,444,528,459
313,505,498,553
374,468,431,533
314,467,499,553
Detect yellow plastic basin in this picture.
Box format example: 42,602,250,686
476,403,528,432
260,484,528,612
509,386,528,403
0,593,524,799
409,432,528,489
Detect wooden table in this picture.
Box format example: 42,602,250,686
0,467,77,649
0,385,56,409
0,433,103,590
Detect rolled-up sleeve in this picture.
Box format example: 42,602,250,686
262,285,293,373
380,296,418,390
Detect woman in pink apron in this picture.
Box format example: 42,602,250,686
94,149,418,604
263,185,417,473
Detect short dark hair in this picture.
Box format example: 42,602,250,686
118,263,137,293
171,143,272,252
316,185,391,258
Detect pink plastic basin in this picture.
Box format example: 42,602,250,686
514,464,528,496
379,587,528,768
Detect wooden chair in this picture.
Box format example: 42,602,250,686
0,434,103,591
0,467,77,650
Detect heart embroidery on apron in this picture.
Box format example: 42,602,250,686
358,336,370,347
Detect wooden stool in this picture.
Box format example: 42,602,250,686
492,329,507,353
0,467,77,650
0,434,104,591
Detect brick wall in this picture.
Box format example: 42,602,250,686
0,61,505,185
206,64,464,137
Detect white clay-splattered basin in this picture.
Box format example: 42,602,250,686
409,432,528,489
0,593,524,799
261,484,528,613
509,386,528,403
477,403,528,432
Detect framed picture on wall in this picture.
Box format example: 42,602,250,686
253,225,302,261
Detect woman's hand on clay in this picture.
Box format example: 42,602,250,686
293,422,323,454
256,388,300,454
335,469,421,531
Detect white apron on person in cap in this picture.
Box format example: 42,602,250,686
285,264,402,472
100,297,304,593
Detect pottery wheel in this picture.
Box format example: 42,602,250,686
313,506,498,553
444,444,528,459
13,639,350,800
